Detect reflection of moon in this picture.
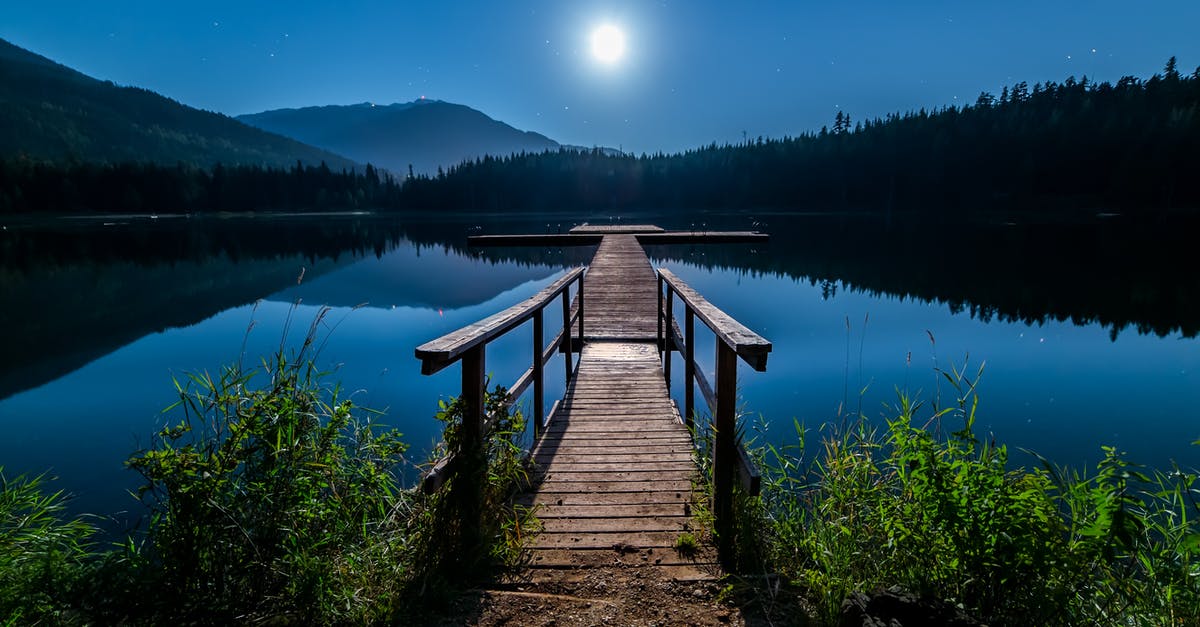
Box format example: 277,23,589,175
591,24,626,64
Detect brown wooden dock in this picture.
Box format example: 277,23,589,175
415,224,771,583
520,233,709,579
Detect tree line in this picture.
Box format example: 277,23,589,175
0,160,402,214
2,59,1197,217
403,58,1200,218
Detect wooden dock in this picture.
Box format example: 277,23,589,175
415,225,771,582
521,233,706,579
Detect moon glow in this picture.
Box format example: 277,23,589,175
590,24,626,64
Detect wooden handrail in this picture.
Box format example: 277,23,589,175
657,267,771,566
416,267,585,375
657,269,771,371
416,267,585,493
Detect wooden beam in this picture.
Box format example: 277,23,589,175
416,267,583,374
657,268,771,371
713,340,738,569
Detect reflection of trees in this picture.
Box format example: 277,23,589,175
2,209,1196,402
641,216,1200,340
0,215,581,400
399,214,1200,341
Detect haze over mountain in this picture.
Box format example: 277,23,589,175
0,38,356,169
237,100,561,175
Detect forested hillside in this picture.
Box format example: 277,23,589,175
3,58,1196,217
401,59,1200,218
0,39,357,169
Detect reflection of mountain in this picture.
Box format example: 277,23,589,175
0,253,355,401
269,243,563,310
0,215,398,401
0,214,576,401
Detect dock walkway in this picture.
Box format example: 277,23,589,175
416,224,770,584
520,234,710,579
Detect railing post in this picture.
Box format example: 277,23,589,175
656,274,664,357
533,308,544,437
664,288,674,388
685,306,695,430
713,340,738,568
458,343,486,553
562,289,573,383
577,273,585,344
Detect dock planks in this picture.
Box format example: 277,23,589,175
580,234,660,341
523,239,716,580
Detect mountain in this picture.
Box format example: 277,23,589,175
237,99,560,175
0,38,357,169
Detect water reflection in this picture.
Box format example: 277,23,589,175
0,211,1197,526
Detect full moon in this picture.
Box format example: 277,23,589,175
590,24,626,64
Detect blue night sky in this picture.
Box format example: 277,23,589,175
5,1,1199,155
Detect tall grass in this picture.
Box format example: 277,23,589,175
0,470,94,624
121,306,413,623
740,360,1200,625
1,306,537,623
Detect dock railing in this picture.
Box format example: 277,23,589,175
657,268,772,564
414,267,584,492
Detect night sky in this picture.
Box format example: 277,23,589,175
5,1,1199,154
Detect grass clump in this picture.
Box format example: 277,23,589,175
0,470,95,624
0,307,538,624
403,384,540,601
748,361,1200,626
121,309,412,623
675,532,699,558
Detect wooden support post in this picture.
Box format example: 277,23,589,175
562,289,573,383
685,307,695,430
577,273,585,344
713,340,738,569
458,344,486,553
664,288,674,388
533,308,544,437
656,274,664,357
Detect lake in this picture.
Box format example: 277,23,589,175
1,211,1197,533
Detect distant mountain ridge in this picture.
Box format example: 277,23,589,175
0,38,357,169
237,99,561,175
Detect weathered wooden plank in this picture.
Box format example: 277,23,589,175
529,531,687,549
534,479,693,491
533,432,691,443
534,461,695,472
520,489,692,506
529,503,692,518
539,516,694,533
534,470,695,483
525,563,718,583
570,223,665,234
534,451,693,462
580,235,659,341
534,452,693,465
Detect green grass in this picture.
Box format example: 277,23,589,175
0,469,95,624
0,307,537,624
675,532,699,558
724,360,1200,626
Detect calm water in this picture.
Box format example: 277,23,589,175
0,212,1197,531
